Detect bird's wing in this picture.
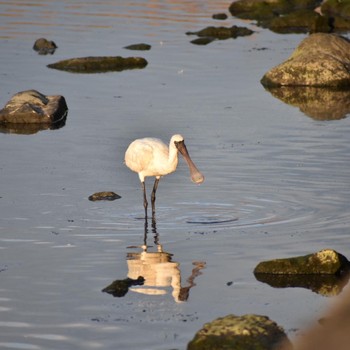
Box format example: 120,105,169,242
125,140,154,173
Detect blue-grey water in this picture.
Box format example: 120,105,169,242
1,1,350,349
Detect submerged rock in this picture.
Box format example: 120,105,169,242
261,33,350,88
187,314,291,350
212,13,228,20
33,38,57,55
124,43,151,51
264,86,350,120
88,191,121,201
47,56,148,73
186,25,254,41
254,249,350,275
102,277,145,297
0,90,68,126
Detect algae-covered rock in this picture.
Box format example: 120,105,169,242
186,25,254,40
187,314,291,350
88,191,121,201
261,33,350,88
124,43,151,51
47,56,148,73
264,86,350,120
33,38,57,55
0,90,68,125
254,249,350,275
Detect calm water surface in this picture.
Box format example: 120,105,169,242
1,1,350,349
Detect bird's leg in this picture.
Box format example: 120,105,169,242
151,178,160,218
142,181,148,219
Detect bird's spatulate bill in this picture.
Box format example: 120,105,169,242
176,141,204,184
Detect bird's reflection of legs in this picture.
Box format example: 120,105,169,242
144,212,160,249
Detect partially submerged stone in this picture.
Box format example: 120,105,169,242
0,90,68,125
212,13,228,20
102,276,145,297
33,38,57,55
261,33,350,88
124,43,151,51
264,86,350,120
47,56,148,73
186,25,254,41
254,249,350,275
187,314,291,350
88,191,121,201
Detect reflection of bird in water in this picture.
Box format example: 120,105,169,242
125,134,204,218
102,217,206,302
127,217,206,302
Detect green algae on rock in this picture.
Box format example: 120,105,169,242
187,314,291,350
47,56,148,73
261,33,350,88
88,192,121,201
254,249,350,276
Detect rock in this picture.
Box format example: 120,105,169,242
102,276,145,297
212,13,228,20
263,86,350,120
47,56,148,73
187,314,291,350
254,249,350,275
124,43,151,51
33,38,57,55
0,90,68,125
261,33,350,88
88,191,121,201
228,0,350,33
186,25,254,40
190,37,216,45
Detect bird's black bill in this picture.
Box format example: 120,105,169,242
175,140,204,184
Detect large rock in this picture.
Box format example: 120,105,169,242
261,33,350,88
0,90,68,125
254,249,350,275
47,56,148,73
187,314,290,350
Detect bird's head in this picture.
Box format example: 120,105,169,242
172,134,204,184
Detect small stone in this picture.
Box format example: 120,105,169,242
33,38,57,55
124,43,151,51
88,191,121,201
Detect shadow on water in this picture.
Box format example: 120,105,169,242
254,272,350,297
263,86,350,120
102,217,206,302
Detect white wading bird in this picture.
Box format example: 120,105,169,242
125,134,204,217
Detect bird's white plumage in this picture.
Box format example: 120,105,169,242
125,134,184,182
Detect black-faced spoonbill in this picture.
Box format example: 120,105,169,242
125,134,204,217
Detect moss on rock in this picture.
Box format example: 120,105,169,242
187,314,290,350
47,56,148,73
254,249,350,275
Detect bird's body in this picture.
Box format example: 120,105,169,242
125,134,204,218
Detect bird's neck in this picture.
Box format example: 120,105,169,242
168,143,178,165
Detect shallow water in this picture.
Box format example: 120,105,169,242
1,1,350,349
